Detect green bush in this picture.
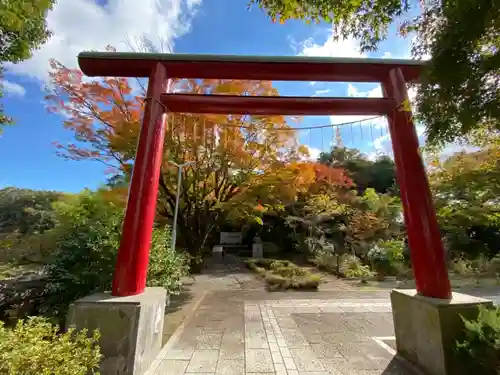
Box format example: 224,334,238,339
456,305,500,374
265,272,321,291
246,258,320,290
487,255,500,276
381,239,405,264
246,258,291,270
452,258,474,276
42,190,188,322
147,226,190,293
367,240,405,276
311,250,340,275
0,317,101,375
343,256,374,281
367,246,391,276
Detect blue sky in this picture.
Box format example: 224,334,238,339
0,0,418,193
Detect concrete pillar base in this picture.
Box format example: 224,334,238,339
212,245,223,260
67,287,167,375
391,289,493,375
252,243,263,258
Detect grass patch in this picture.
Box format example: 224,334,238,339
246,259,321,291
0,262,42,280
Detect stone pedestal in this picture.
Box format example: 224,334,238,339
212,245,223,260
67,287,167,375
391,289,493,375
252,243,263,258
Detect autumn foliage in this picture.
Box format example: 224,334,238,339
45,58,354,255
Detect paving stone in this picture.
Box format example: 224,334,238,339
276,337,287,347
283,356,297,370
186,350,219,373
245,332,269,349
163,348,194,360
155,359,189,375
337,341,390,370
219,343,244,360
284,333,309,347
319,357,352,374
274,362,287,375
219,332,244,360
268,341,279,352
195,332,223,349
290,347,326,372
154,280,419,375
279,346,292,358
270,349,283,364
245,349,274,373
310,343,345,358
215,359,244,375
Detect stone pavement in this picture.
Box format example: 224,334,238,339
149,290,421,375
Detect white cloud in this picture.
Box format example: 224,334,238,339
346,83,382,98
186,0,202,11
330,83,388,129
298,31,365,59
6,0,201,82
302,145,321,161
313,88,331,97
1,80,26,97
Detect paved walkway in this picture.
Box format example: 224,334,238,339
149,256,421,375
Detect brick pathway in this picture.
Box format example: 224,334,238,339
150,290,420,375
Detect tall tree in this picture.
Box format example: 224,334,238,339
428,126,500,257
0,187,62,235
249,0,500,145
249,0,410,52
46,60,322,255
319,146,396,194
0,0,55,131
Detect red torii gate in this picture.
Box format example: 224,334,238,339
78,52,452,300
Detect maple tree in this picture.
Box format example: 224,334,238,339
427,127,500,257
45,58,329,255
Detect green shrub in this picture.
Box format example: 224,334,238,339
382,239,405,264
343,256,374,281
367,240,405,276
269,261,306,278
147,226,190,292
452,258,474,276
246,258,320,290
42,190,188,322
487,255,500,276
265,272,320,291
456,305,500,374
311,250,340,275
470,255,491,275
367,245,391,276
0,317,101,375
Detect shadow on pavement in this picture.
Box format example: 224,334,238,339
382,357,424,375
